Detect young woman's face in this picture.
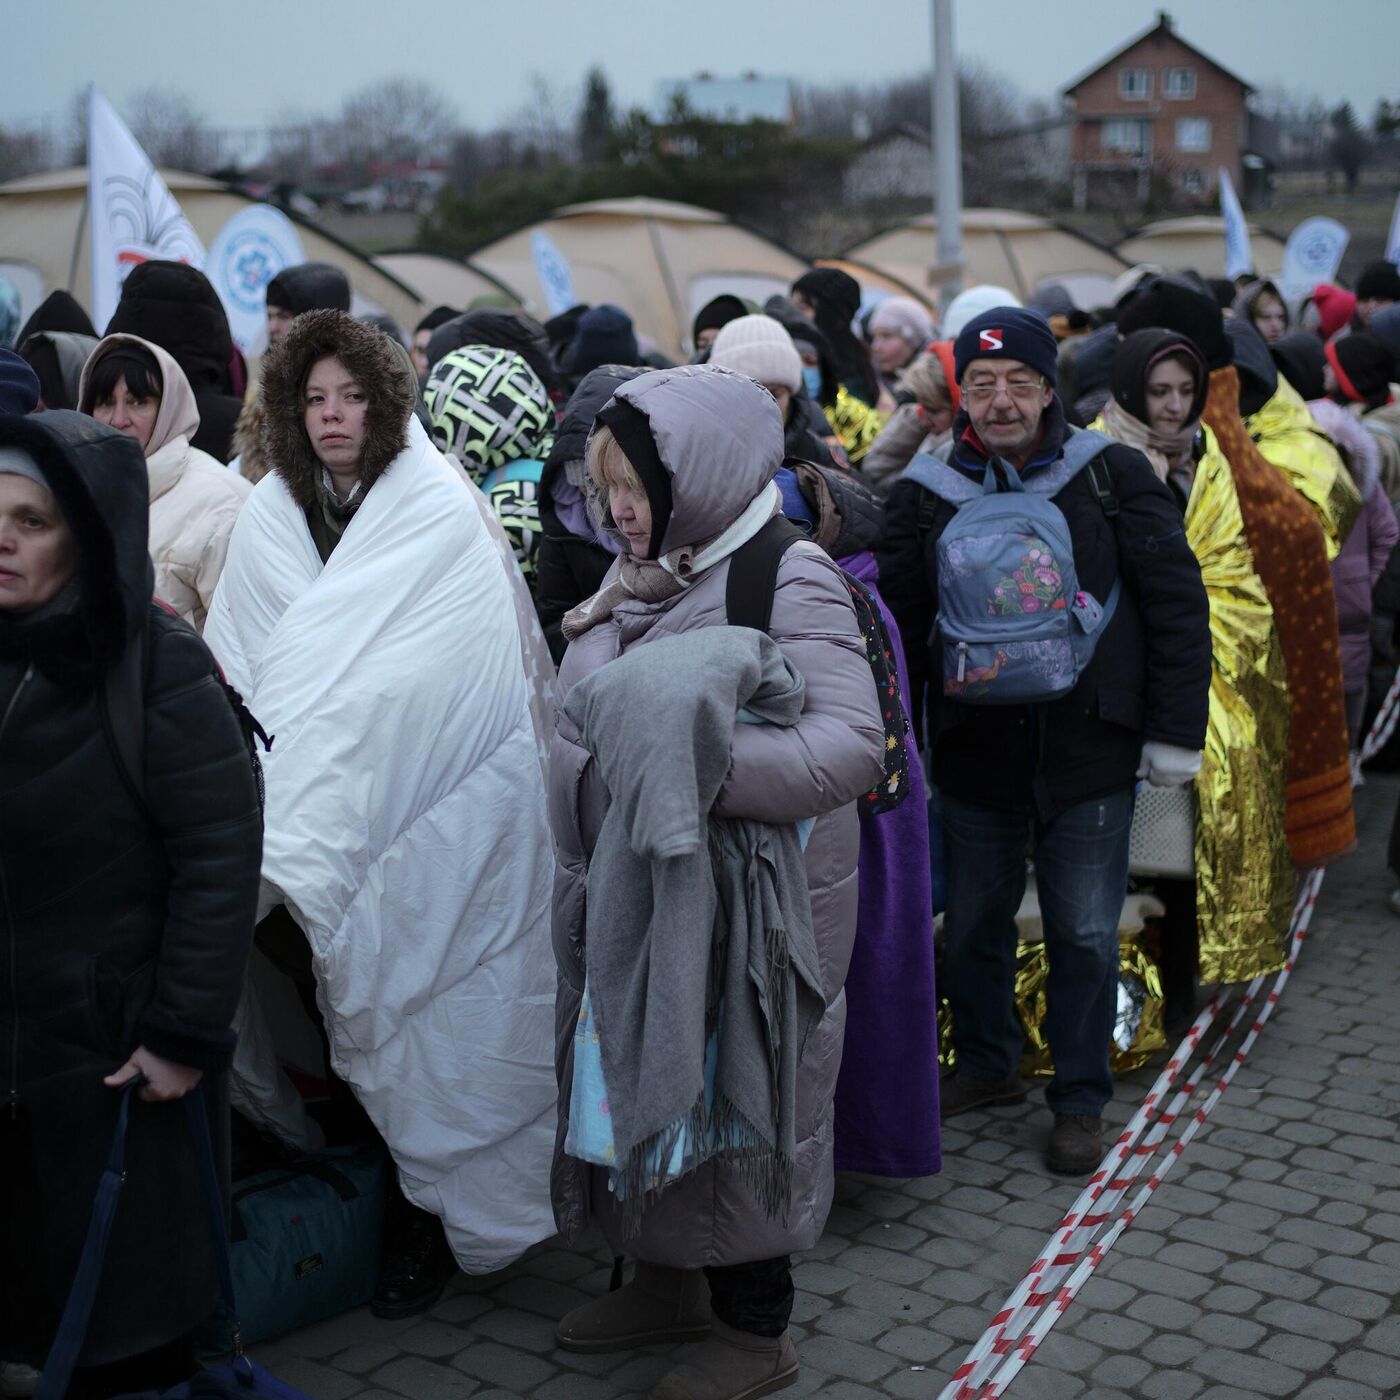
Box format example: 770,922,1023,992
90,374,160,455
303,356,369,483
0,474,76,614
1252,294,1287,344
1144,357,1199,436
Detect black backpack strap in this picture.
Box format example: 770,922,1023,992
1085,453,1120,520
100,618,149,811
725,516,807,633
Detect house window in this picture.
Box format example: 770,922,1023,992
1103,120,1150,154
1176,118,1212,153
1119,68,1151,101
1181,167,1205,193
1163,68,1196,99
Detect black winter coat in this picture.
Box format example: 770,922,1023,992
875,400,1211,819
0,411,262,1366
535,366,645,661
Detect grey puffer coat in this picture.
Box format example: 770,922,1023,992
548,365,885,1266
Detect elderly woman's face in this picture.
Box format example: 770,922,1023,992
0,475,76,614
870,327,915,374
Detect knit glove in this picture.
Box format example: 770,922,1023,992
1136,741,1202,788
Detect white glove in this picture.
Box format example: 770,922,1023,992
1136,741,1202,788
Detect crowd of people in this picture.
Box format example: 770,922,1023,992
1,246,1398,1400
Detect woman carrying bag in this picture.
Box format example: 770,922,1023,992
0,409,263,1397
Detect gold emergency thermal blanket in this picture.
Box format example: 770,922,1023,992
1247,377,1361,561
1184,428,1295,983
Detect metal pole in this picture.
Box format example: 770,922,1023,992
930,0,964,310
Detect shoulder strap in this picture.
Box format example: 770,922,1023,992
725,515,807,633
99,619,149,810
1085,454,1120,519
902,452,981,505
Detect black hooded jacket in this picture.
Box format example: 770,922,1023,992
104,260,243,462
875,397,1210,818
264,261,351,316
535,365,645,660
425,308,559,398
1224,317,1280,419
0,411,262,1366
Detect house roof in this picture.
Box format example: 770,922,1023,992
1061,12,1254,99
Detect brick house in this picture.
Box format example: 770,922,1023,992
1061,10,1252,210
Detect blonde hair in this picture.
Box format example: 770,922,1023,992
584,424,644,528
897,351,953,414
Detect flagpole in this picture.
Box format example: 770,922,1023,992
930,0,963,310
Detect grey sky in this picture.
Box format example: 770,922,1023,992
6,0,1395,135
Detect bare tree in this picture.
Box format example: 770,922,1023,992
334,77,456,176
508,73,576,162
125,87,215,171
0,126,48,183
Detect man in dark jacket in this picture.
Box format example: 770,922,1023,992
875,307,1210,1174
104,261,244,463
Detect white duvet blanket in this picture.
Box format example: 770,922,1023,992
205,420,557,1272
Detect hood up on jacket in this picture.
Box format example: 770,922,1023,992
16,290,97,347
78,333,201,463
1233,278,1289,334
19,331,99,411
1225,318,1279,418
425,308,559,395
265,261,352,316
598,364,783,556
0,410,152,675
258,310,413,509
104,260,236,393
1271,332,1327,404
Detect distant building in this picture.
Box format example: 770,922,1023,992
843,125,935,203
1061,10,1253,210
654,73,795,128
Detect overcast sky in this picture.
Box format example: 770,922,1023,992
6,0,1395,135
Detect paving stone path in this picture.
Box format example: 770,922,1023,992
255,777,1400,1399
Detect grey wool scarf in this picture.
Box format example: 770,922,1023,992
563,626,825,1228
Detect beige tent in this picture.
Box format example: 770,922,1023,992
1115,217,1287,279
0,167,424,332
372,250,524,313
843,209,1129,307
465,197,809,361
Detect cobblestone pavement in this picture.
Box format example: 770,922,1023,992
254,778,1400,1400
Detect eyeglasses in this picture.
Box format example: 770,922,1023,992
963,377,1046,404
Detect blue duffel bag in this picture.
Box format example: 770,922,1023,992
201,1141,387,1348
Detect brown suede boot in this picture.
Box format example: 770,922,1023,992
554,1261,711,1353
647,1317,799,1400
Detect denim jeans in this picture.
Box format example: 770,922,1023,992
940,788,1134,1116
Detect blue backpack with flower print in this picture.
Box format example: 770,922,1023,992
902,427,1121,706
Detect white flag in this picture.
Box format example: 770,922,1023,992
530,230,576,317
1279,217,1350,306
1217,167,1253,281
1386,192,1400,266
88,85,205,330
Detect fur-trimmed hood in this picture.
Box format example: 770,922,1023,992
258,310,412,508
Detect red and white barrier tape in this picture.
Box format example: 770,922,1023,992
935,665,1400,1399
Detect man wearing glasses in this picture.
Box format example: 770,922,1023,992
876,307,1210,1175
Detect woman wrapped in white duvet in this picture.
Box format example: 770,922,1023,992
204,310,557,1317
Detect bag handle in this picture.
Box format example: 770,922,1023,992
35,1083,248,1400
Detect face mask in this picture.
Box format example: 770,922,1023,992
802,366,823,400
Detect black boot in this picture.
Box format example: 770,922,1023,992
372,1198,457,1319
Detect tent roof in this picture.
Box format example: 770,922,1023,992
373,249,524,312
464,199,809,361
1116,216,1288,278
553,196,729,224
0,166,423,335
842,209,1128,303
